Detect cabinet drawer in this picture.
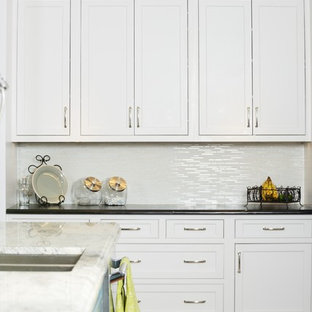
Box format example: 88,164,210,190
115,244,224,279
134,284,223,312
236,220,312,238
7,216,91,222
101,219,159,239
166,219,223,239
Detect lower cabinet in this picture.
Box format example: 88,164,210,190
115,244,224,279
6,213,312,312
134,284,223,312
235,244,312,312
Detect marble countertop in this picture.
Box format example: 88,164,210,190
0,222,120,312
6,203,312,215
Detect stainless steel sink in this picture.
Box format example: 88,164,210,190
0,253,82,272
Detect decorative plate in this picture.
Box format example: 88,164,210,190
32,165,68,204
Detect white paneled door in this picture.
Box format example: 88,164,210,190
135,0,188,135
252,0,305,135
235,244,311,312
16,0,70,136
199,0,252,135
81,0,134,136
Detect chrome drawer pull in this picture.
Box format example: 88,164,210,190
184,227,206,231
263,227,285,231
247,107,251,128
128,107,132,128
136,107,140,127
64,106,68,128
183,260,206,264
255,107,259,128
237,252,241,273
130,259,142,264
121,227,141,231
184,300,206,304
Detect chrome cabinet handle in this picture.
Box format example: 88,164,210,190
255,107,259,128
130,259,142,264
64,106,68,128
263,226,285,231
121,227,141,231
237,252,241,273
184,227,206,231
247,107,251,128
184,260,206,264
128,107,132,128
184,300,206,304
136,107,140,128
0,78,8,118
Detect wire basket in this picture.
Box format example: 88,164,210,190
246,186,302,208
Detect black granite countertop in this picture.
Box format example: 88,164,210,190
6,204,312,215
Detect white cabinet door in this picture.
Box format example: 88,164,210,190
199,0,252,135
81,0,134,136
135,0,188,135
16,0,70,136
252,0,305,135
235,244,311,312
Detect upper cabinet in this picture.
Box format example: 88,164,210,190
10,0,312,141
15,0,70,136
252,0,305,136
81,0,188,136
80,0,134,136
199,0,307,138
134,0,188,135
199,0,252,136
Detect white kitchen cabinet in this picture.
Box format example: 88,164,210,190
134,284,223,312
252,0,305,136
235,244,311,312
134,0,188,135
10,0,312,141
15,0,70,136
5,213,312,312
80,0,134,136
199,0,252,136
80,0,188,136
199,0,307,138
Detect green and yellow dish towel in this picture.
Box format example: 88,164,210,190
115,257,141,312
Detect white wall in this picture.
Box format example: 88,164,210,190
17,142,304,205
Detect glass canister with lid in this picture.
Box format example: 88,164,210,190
71,176,102,205
101,176,127,206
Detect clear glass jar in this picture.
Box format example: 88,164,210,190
18,176,33,206
71,177,102,206
101,177,127,206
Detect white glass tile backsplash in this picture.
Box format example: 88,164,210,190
17,143,304,205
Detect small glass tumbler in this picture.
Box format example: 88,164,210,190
18,176,32,206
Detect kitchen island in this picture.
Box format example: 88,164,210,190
0,222,120,312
